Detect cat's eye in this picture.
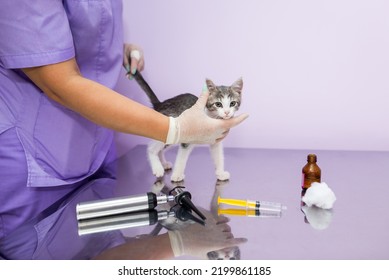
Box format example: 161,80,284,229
230,101,237,107
215,102,223,108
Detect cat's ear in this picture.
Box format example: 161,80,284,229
231,77,243,94
205,78,217,92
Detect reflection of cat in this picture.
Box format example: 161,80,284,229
148,179,242,260
133,72,243,182
207,180,242,260
148,215,241,260
207,247,241,260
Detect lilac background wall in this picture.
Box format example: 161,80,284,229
114,0,389,156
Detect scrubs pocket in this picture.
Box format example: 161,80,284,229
33,95,98,181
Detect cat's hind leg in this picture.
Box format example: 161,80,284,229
171,144,195,182
147,140,166,178
210,142,230,181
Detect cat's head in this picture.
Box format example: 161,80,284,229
207,246,241,260
205,78,243,120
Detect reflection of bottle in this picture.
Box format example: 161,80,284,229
302,154,321,189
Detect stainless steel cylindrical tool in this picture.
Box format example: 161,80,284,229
76,192,174,220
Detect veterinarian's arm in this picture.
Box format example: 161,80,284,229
22,58,170,142
93,233,174,260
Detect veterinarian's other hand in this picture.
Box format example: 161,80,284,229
168,209,247,259
123,43,145,78
165,86,248,144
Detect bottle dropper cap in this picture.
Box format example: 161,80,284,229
307,154,317,162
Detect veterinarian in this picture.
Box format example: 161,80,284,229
0,0,248,244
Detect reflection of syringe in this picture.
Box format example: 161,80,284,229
218,208,282,218
217,196,286,212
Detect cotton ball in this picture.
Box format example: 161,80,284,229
301,205,333,230
301,182,336,209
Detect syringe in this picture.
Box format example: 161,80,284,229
218,208,282,218
217,196,286,212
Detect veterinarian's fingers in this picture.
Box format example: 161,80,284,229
137,59,145,72
195,84,210,108
228,237,248,245
232,237,247,245
216,215,230,224
226,113,249,129
123,45,130,72
220,223,232,233
214,128,230,143
123,61,130,73
130,57,139,75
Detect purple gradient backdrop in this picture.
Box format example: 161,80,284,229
114,0,389,155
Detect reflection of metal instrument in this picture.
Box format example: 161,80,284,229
169,187,206,220
170,204,205,226
78,209,173,235
76,186,207,235
78,205,205,236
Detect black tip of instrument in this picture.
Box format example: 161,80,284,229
179,195,206,221
173,205,206,226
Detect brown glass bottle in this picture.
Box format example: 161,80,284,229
301,154,321,189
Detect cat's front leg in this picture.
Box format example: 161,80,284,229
158,146,173,171
147,140,166,177
171,144,195,182
210,142,230,181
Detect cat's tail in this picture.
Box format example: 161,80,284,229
133,71,161,107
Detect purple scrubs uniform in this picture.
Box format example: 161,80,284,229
0,0,124,239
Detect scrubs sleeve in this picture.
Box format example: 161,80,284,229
0,0,75,69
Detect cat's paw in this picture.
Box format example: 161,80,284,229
152,165,165,178
162,161,173,170
216,170,230,181
151,180,165,193
171,173,185,182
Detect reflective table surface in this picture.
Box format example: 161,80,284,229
2,145,389,259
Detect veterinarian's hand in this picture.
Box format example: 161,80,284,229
123,43,145,78
168,209,247,259
165,86,249,144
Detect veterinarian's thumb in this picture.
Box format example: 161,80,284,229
226,113,249,128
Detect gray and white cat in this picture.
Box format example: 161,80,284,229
133,72,243,182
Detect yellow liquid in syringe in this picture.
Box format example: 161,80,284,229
217,208,282,218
